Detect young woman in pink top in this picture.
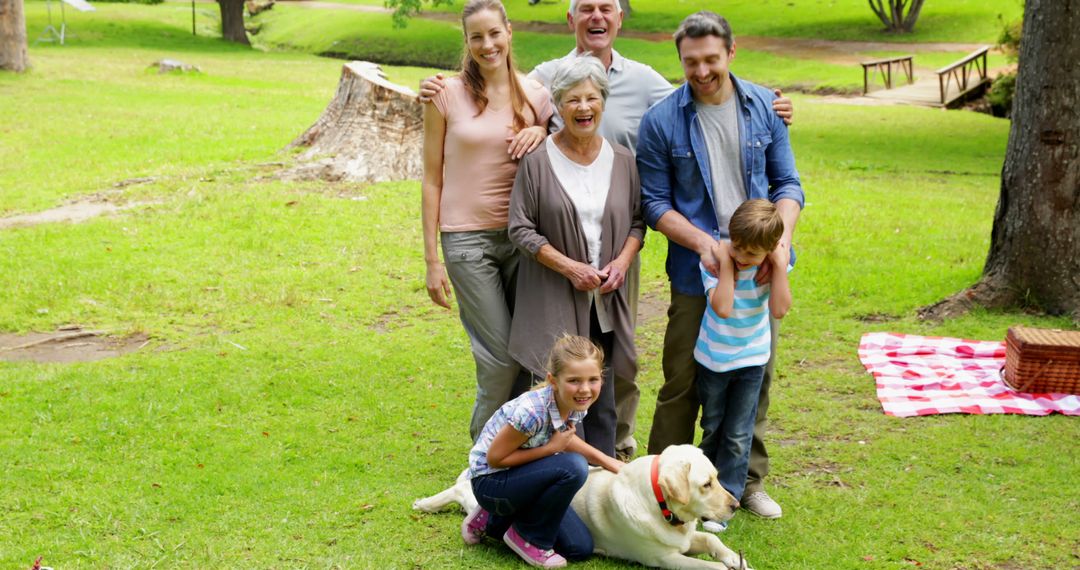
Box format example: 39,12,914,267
422,0,554,441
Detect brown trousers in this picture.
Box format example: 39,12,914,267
646,290,779,498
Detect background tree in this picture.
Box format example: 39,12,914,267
868,0,926,33
385,0,452,27
921,0,1079,322
218,0,249,44
0,0,28,72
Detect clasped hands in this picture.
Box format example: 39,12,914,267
565,259,628,293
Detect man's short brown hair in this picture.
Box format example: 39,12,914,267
729,199,784,252
674,10,734,54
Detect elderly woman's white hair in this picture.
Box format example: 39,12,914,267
550,55,610,107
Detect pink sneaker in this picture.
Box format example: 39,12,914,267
502,526,567,568
461,506,490,545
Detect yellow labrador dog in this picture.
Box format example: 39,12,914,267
413,445,751,570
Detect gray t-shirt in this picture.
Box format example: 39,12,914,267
696,98,746,238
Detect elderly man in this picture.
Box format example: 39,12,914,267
637,11,804,520
420,0,794,462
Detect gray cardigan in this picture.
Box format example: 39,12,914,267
507,140,646,382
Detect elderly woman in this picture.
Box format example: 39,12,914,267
507,56,644,458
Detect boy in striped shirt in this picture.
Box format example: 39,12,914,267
694,199,792,532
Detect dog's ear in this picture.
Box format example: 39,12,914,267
658,459,691,506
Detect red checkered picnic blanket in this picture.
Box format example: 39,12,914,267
858,332,1080,417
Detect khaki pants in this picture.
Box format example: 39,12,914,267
646,290,779,499
441,230,521,442
614,255,641,455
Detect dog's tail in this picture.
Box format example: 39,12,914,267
412,468,477,514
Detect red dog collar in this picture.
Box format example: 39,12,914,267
650,455,685,526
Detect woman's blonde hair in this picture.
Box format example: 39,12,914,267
460,0,538,133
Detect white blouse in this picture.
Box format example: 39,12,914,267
546,136,614,271
546,136,616,333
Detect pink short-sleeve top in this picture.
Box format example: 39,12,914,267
431,76,553,232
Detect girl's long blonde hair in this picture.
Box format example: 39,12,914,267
460,0,538,133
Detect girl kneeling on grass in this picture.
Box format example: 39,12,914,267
461,334,623,568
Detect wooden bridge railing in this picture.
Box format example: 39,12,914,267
936,46,991,105
860,55,914,94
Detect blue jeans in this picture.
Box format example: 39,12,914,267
470,453,593,559
697,364,765,502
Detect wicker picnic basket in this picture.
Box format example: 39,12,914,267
1003,326,1080,394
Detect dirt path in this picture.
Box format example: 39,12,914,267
0,194,154,230
0,328,150,363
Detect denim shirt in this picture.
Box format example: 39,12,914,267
637,74,805,296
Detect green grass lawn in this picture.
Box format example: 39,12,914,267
319,0,1023,43
2,3,1077,569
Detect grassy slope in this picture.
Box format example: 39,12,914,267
321,0,1024,42
2,3,1077,569
253,6,863,92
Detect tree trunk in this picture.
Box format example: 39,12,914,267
618,0,631,16
867,0,924,34
283,61,424,183
0,0,28,72
920,0,1080,323
217,0,249,45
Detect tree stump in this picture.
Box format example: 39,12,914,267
285,61,423,183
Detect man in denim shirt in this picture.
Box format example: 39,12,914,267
637,11,804,520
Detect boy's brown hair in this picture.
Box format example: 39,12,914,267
728,199,784,252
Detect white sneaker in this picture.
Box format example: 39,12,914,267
741,491,782,519
701,520,727,533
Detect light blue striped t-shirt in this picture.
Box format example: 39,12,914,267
694,261,781,372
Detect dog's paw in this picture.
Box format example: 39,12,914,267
717,550,752,570
708,542,746,570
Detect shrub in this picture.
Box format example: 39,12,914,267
987,16,1021,118
987,72,1016,118
996,15,1022,61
